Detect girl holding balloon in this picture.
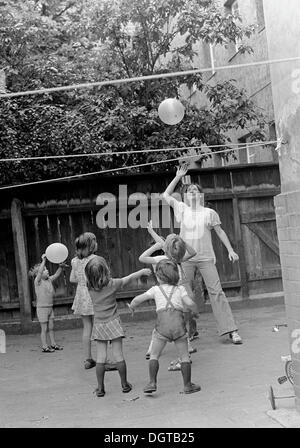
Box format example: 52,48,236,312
29,253,66,352
70,232,98,369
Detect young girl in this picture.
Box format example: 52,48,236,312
70,232,98,369
29,254,66,353
128,259,201,395
85,255,151,397
139,222,198,360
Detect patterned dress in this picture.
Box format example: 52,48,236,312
71,254,96,316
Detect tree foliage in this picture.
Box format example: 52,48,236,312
0,0,267,186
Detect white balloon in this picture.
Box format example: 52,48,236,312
158,98,185,125
45,243,68,264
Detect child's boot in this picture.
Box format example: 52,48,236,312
116,360,132,393
144,359,159,393
95,363,106,397
180,361,201,394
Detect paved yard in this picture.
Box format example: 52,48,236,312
0,304,295,428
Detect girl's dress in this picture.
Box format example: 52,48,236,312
71,254,96,316
88,278,125,341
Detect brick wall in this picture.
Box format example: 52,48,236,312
275,191,300,408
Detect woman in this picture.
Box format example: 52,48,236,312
162,164,242,344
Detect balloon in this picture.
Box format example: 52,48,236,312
45,243,68,264
158,98,185,125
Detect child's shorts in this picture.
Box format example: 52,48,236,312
37,306,54,323
91,317,125,341
155,308,187,342
152,328,188,343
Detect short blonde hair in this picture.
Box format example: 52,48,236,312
163,234,186,263
155,259,179,286
28,263,42,279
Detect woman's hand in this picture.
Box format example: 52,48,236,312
176,163,189,178
141,268,152,277
228,250,239,262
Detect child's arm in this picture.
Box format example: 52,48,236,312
139,242,164,265
121,268,152,288
181,290,198,314
69,259,78,283
147,221,165,245
50,262,68,283
35,254,47,284
182,242,197,262
128,290,155,314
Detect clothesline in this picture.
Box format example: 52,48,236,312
0,56,300,99
0,142,278,191
0,139,278,163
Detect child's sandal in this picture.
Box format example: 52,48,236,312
84,359,96,369
42,346,55,353
94,388,105,397
122,382,132,393
51,344,63,350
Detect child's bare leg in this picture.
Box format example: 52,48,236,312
40,322,48,349
82,315,94,361
174,338,201,394
111,337,131,392
144,337,166,393
95,340,108,396
146,329,155,359
48,318,56,346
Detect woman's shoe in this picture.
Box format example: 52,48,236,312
230,331,243,345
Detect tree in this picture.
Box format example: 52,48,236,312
0,0,267,186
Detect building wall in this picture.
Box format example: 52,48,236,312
264,0,300,410
187,0,277,168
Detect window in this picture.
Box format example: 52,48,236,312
224,0,241,54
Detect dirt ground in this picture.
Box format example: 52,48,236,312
0,304,295,428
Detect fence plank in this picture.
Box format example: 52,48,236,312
11,199,32,329
246,222,280,257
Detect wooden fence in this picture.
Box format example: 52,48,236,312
0,163,282,331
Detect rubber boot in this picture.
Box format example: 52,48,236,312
180,362,201,394
116,360,132,393
144,359,159,393
95,363,106,397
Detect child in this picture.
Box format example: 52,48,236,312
85,255,152,397
29,254,65,352
139,222,198,360
128,259,201,395
70,232,98,369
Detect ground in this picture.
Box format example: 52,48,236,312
0,304,296,428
